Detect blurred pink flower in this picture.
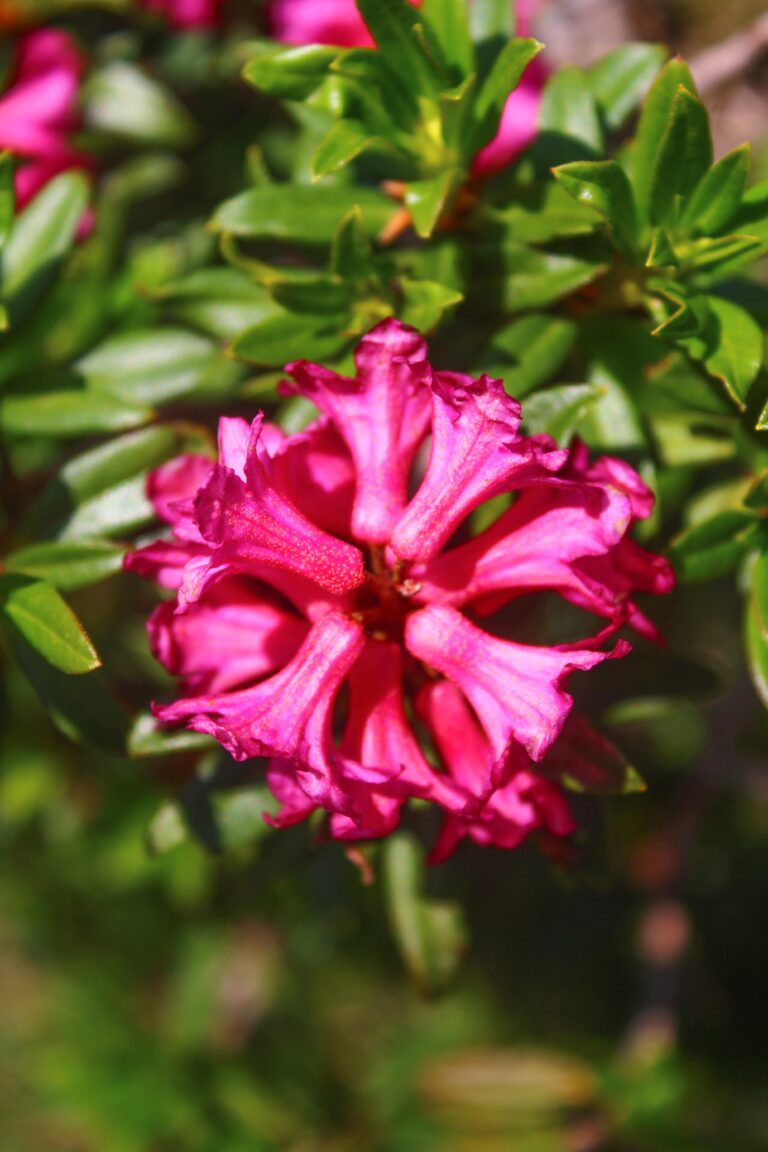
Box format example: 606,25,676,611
127,320,672,859
0,30,88,207
269,0,545,176
141,0,223,27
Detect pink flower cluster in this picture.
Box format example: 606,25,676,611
0,30,87,208
269,0,545,175
141,0,223,29
127,320,673,861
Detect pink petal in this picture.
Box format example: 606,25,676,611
472,80,542,176
412,480,632,617
391,371,567,562
123,538,208,591
147,453,214,538
405,604,629,767
285,319,431,544
271,417,356,539
186,414,365,603
148,577,308,693
154,611,363,787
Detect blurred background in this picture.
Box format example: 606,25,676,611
2,2,768,1150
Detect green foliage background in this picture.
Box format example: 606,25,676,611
1,2,768,1147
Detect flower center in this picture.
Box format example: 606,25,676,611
349,545,422,643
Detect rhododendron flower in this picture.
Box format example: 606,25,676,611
127,320,673,860
0,30,87,207
141,0,223,29
269,0,545,176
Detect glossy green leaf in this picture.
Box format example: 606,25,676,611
487,245,605,311
355,0,445,93
471,38,542,151
0,575,100,674
553,160,638,255
421,0,473,76
146,802,189,855
0,391,152,437
242,44,339,99
405,168,464,237
648,85,712,226
722,177,768,245
676,296,764,409
211,184,394,243
669,511,765,582
630,58,698,223
399,278,463,330
383,832,467,996
0,172,88,323
679,143,751,235
61,425,204,506
311,120,377,179
214,788,277,854
751,552,768,643
156,268,282,340
0,151,14,250
331,208,376,279
521,383,604,444
587,42,667,131
85,62,195,147
232,311,352,366
535,67,603,169
59,475,154,541
4,540,125,591
485,314,577,397
77,329,243,405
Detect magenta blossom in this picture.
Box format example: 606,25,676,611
0,30,87,207
126,320,673,860
141,0,223,28
269,0,545,177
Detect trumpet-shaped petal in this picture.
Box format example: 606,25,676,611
185,415,365,603
417,680,575,862
406,605,627,766
286,320,430,543
148,578,308,694
271,418,356,539
391,372,566,562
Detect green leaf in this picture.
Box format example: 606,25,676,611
587,42,667,131
421,0,473,76
156,268,283,340
485,245,605,311
648,85,712,226
0,172,88,323
484,181,599,243
355,0,444,93
0,575,100,674
382,832,467,996
4,540,125,591
485,314,577,397
534,67,603,170
744,471,768,509
521,383,604,444
0,152,14,250
331,208,376,279
675,296,764,409
669,511,764,582
751,552,768,643
77,329,243,405
59,475,154,541
129,712,214,758
470,0,513,46
242,43,339,99
399,278,463,330
60,425,203,506
541,714,645,795
471,38,542,152
553,160,638,255
11,635,128,751
211,184,394,244
721,177,768,245
0,391,152,437
85,62,195,148
232,311,352,366
679,143,751,235
405,168,464,237
630,57,698,223
311,120,377,179
147,802,189,855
